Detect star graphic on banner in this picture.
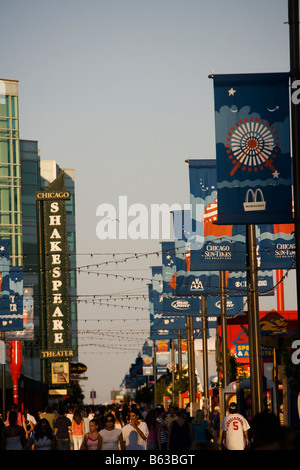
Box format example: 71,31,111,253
228,88,236,96
0,246,4,251
272,170,280,179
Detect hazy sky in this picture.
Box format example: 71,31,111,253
1,0,296,403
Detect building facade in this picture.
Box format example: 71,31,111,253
0,79,22,267
0,77,78,387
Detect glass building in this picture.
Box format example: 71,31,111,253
0,79,22,267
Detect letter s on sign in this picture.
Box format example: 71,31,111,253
291,340,300,365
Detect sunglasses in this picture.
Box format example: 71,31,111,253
106,419,114,422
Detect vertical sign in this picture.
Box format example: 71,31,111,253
36,173,73,385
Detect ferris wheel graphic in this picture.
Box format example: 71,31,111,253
226,117,279,176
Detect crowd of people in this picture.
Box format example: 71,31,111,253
0,401,299,450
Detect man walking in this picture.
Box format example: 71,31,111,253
121,409,149,450
220,402,250,450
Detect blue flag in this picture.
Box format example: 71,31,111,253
189,159,246,270
213,73,293,224
257,222,295,270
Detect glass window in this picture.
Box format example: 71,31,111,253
12,140,19,164
0,213,12,225
0,95,9,117
0,164,10,177
11,96,19,117
0,118,9,129
0,187,11,211
0,176,12,186
0,140,10,163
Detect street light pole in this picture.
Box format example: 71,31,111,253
289,0,300,331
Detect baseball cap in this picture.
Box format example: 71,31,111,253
229,402,238,413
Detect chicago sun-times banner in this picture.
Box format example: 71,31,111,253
188,159,246,271
213,73,293,225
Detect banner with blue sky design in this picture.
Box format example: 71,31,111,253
257,222,295,270
213,73,293,225
188,160,246,270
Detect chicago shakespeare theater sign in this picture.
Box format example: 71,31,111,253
36,173,73,389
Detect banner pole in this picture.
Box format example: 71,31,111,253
247,224,264,416
177,330,182,372
153,340,157,407
288,0,300,331
220,271,229,387
201,296,209,402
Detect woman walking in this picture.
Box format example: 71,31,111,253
80,419,102,450
72,409,86,450
145,409,161,451
99,413,123,450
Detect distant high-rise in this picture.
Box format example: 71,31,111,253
0,79,22,267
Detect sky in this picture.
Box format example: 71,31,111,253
0,0,297,403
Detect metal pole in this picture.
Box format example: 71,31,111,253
171,339,175,404
187,316,195,403
289,0,300,331
220,271,229,387
201,296,209,401
1,331,5,419
190,316,196,403
153,340,157,407
177,330,182,372
247,224,264,416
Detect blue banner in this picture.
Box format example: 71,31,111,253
189,160,246,270
161,242,201,316
172,212,273,297
148,282,204,340
213,73,293,225
257,222,295,270
0,240,23,331
206,296,244,317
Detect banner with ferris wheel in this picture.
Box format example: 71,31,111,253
213,73,293,225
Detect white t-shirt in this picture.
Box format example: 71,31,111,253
121,422,149,450
221,413,250,450
100,428,121,450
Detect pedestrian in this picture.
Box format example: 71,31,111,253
167,409,193,451
191,409,212,446
144,409,161,450
43,406,56,431
165,406,177,427
220,402,250,450
99,413,123,450
141,403,150,419
111,406,124,429
24,418,56,450
22,409,36,440
5,404,23,427
121,404,129,425
72,409,86,450
53,407,72,450
1,410,27,450
156,407,167,450
80,419,102,450
210,405,221,450
121,409,149,450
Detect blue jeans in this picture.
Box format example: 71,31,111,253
56,439,70,450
